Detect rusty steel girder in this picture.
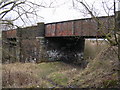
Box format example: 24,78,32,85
45,16,114,37
2,16,114,38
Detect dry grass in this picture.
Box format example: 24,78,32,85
2,40,119,88
69,46,119,88
2,63,42,88
2,62,82,88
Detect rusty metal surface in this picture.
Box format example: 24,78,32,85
2,16,114,38
45,16,114,37
56,22,74,36
6,29,17,38
45,24,56,37
97,17,110,36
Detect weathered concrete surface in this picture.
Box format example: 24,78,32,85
2,23,45,63
17,23,45,63
2,38,19,63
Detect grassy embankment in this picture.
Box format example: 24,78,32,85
2,40,119,88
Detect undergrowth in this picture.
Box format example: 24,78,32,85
2,40,119,88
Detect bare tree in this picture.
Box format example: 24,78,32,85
0,0,55,27
0,0,55,64
72,0,119,57
72,0,120,86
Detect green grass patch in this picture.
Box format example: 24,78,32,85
48,72,68,86
102,80,120,88
37,62,66,78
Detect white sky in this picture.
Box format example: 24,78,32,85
37,0,115,23
3,0,119,26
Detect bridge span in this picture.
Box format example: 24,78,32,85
2,16,114,64
45,16,114,38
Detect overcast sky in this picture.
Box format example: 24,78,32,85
4,0,119,26
36,0,115,23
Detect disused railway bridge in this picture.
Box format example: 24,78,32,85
2,16,114,63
